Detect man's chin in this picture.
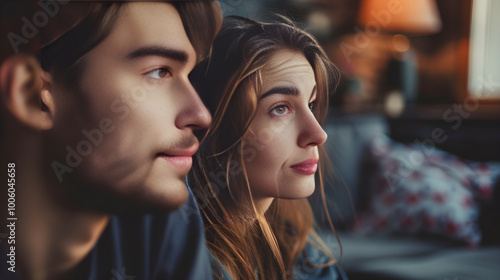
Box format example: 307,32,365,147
62,178,190,215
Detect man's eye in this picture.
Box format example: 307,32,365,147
309,102,314,111
145,68,171,80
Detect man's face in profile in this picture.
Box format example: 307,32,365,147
48,2,211,211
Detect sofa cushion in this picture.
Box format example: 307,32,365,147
355,136,500,246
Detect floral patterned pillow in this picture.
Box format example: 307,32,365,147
355,136,500,247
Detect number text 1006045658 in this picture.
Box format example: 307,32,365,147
6,162,16,273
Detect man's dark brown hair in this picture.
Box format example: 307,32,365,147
41,1,222,91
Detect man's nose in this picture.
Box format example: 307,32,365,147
174,78,212,132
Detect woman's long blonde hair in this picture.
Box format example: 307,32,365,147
188,16,340,280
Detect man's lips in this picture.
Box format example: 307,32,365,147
290,158,318,175
156,146,198,173
157,154,193,173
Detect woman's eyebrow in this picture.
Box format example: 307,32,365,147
260,86,299,100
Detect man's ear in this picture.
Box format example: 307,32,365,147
0,54,54,130
40,69,56,130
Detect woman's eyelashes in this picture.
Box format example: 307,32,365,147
143,67,172,83
267,99,317,118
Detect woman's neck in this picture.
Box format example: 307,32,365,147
253,196,275,213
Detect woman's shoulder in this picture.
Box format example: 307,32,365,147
206,235,349,280
209,251,234,280
292,242,349,280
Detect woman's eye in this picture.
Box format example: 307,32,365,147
270,104,290,116
145,68,171,80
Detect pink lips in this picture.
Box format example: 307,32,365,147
290,158,318,175
158,154,193,172
156,146,197,174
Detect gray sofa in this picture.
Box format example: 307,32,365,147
312,113,500,280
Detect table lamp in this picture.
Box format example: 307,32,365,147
357,0,441,114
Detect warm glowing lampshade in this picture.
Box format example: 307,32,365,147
358,0,442,35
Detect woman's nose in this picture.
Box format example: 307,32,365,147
297,110,327,148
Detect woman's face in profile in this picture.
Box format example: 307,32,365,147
242,50,328,209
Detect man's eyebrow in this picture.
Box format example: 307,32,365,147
126,46,188,63
309,85,317,100
260,86,299,100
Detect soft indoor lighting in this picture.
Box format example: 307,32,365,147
358,0,442,35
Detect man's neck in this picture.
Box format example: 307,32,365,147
1,134,109,280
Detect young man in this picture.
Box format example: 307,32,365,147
0,1,222,279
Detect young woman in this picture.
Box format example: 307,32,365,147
188,16,346,280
